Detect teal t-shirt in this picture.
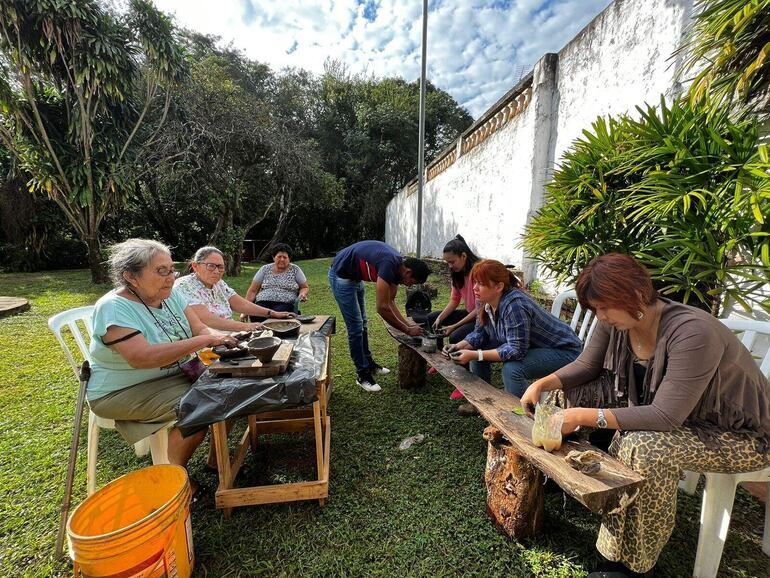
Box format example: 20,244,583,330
88,288,193,400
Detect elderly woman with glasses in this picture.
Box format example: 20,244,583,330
88,239,236,469
175,246,294,333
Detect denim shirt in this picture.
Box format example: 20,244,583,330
465,289,581,361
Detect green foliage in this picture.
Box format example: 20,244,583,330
0,0,185,281
523,98,770,315
678,0,770,112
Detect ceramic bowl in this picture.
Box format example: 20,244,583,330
246,336,282,362
262,319,301,338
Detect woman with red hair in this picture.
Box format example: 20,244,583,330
445,259,582,398
520,254,770,578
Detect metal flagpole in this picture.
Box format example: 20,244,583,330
416,0,428,258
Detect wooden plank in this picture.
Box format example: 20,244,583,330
209,341,294,377
251,417,315,434
252,408,312,421
383,321,645,515
212,422,232,495
216,480,328,508
297,314,330,334
229,429,252,486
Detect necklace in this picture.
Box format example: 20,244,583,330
629,301,662,360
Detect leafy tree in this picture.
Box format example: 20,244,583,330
678,0,770,113
0,146,84,271
523,98,770,315
0,0,185,281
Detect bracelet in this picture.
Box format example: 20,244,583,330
267,310,273,318
477,349,483,362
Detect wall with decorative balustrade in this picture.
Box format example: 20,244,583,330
385,0,694,282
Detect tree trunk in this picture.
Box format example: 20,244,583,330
483,426,544,539
397,344,426,389
258,186,292,260
85,236,108,284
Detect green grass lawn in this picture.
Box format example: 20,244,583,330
1,258,768,577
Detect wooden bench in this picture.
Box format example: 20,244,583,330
384,321,645,538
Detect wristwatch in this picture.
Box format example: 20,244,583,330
597,408,608,428
267,310,273,318
477,349,483,361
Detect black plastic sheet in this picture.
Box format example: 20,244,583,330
177,331,327,437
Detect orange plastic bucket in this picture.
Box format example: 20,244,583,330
67,464,194,578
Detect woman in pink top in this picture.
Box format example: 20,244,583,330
427,235,481,399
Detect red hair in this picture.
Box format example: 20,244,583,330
470,260,522,326
576,253,658,317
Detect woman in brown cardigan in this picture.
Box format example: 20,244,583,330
521,254,770,578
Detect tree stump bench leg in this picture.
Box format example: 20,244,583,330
397,343,426,389
483,426,544,539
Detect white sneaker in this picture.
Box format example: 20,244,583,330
356,374,381,392
371,363,391,375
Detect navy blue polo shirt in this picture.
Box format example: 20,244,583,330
331,241,403,284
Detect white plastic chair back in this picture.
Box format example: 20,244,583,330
550,289,598,345
47,305,95,380
719,317,770,377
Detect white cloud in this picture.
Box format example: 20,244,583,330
151,0,612,118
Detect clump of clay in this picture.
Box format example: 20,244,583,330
565,450,603,474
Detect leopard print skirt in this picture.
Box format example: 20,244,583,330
549,385,770,573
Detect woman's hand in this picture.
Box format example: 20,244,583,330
299,292,308,302
248,322,264,331
560,408,582,436
443,323,458,335
431,316,444,333
520,383,542,417
203,333,237,348
271,311,294,319
451,349,476,364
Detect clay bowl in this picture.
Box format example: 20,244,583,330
262,319,301,338
247,336,282,363
296,315,316,324
212,344,249,359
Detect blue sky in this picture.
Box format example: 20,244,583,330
152,0,611,118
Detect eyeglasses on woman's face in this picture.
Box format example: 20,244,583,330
154,266,177,277
199,262,225,272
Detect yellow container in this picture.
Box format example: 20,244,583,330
67,464,194,578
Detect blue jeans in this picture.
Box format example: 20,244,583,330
328,269,374,376
470,346,582,398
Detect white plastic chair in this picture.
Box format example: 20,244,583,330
678,317,770,578
551,289,598,345
48,306,171,495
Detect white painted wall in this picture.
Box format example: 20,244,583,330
386,0,695,268
553,0,693,161
387,94,537,265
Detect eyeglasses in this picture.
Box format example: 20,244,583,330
199,262,225,272
154,266,177,277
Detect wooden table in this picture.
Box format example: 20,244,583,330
383,319,644,537
212,315,334,515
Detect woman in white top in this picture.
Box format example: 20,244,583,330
175,246,293,332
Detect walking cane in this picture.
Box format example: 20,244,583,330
55,360,91,559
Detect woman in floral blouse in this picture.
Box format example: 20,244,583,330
175,246,294,332
245,243,309,319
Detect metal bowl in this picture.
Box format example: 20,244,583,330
262,319,301,338
246,336,282,362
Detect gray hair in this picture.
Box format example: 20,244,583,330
107,239,172,288
192,246,224,263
